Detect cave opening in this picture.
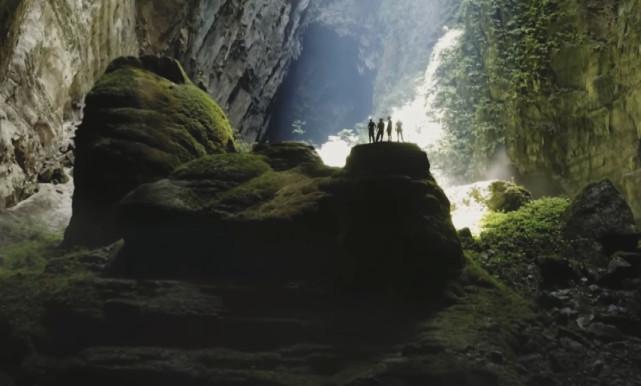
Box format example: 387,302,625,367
265,24,376,145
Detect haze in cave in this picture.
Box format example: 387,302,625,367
1,1,641,385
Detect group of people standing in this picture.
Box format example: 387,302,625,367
368,116,404,143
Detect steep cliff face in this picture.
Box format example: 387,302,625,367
0,0,139,208
457,0,641,217
0,0,311,209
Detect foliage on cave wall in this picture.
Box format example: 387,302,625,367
433,0,562,181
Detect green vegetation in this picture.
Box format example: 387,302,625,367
479,197,569,260
472,196,571,295
433,0,562,181
173,153,271,181
89,63,235,159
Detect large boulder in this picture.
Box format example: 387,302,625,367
116,142,463,292
562,180,640,255
485,181,532,213
64,56,235,247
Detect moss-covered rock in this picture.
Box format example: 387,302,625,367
252,142,326,172
485,181,532,213
64,56,235,248
116,142,463,293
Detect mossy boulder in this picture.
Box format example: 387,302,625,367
64,56,235,248
116,142,463,293
486,181,533,213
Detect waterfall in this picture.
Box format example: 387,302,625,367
388,28,463,153
316,28,464,169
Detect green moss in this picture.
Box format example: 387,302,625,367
235,172,327,220
0,272,97,338
173,153,271,182
0,219,65,275
422,253,535,384
480,197,570,260
87,63,235,158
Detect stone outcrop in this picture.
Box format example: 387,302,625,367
562,179,639,256
116,142,463,291
0,0,312,209
63,56,235,248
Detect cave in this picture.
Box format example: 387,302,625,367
266,24,375,144
2,1,641,385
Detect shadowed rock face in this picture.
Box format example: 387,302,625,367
562,179,640,256
116,142,463,292
63,56,235,248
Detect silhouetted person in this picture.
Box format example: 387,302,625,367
396,120,404,142
386,116,393,142
367,117,376,143
376,118,385,143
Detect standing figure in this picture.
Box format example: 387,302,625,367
386,116,393,142
376,118,385,143
367,117,376,143
396,120,404,142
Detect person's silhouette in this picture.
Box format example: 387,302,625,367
386,116,393,142
367,117,376,143
376,118,385,143
396,120,404,142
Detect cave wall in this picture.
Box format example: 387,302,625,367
0,0,311,209
471,0,641,218
0,0,140,208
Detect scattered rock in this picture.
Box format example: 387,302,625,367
37,166,69,185
537,256,579,288
585,322,623,342
599,255,637,287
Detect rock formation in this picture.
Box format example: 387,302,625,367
116,142,463,291
64,56,235,248
0,0,311,210
562,179,640,258
0,0,139,208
